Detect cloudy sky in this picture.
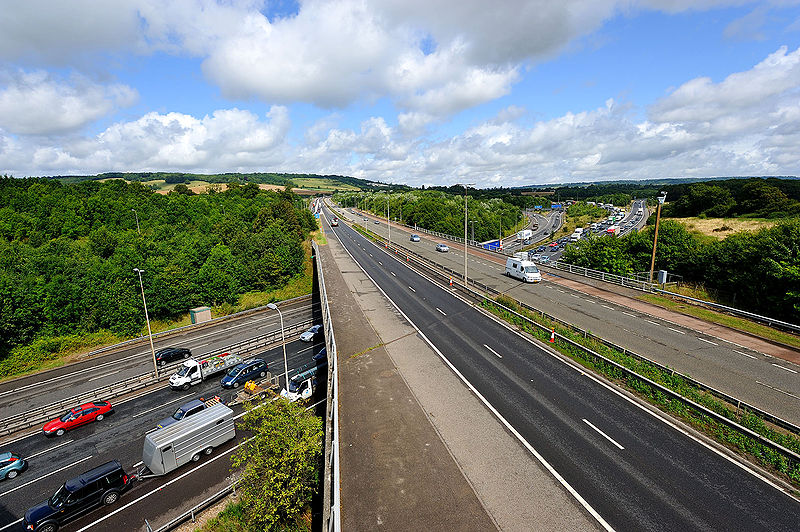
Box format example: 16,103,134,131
1,1,799,187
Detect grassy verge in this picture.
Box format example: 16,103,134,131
0,243,315,382
483,295,800,487
637,292,800,350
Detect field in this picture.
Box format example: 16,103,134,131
290,177,361,191
668,217,780,238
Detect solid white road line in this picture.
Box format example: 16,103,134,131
756,381,800,400
436,308,447,316
409,286,416,292
88,370,121,381
583,419,625,450
734,350,757,359
133,461,143,468
772,364,798,374
668,327,686,335
26,439,74,460
484,344,503,359
0,456,92,498
132,394,194,418
0,519,22,532
697,338,718,346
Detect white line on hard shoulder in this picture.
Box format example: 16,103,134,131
0,456,93,499
756,381,800,400
0,519,22,532
25,439,74,460
645,320,659,326
772,364,798,374
484,344,503,359
583,419,624,450
668,327,686,335
622,312,636,318
734,350,757,359
601,305,613,310
697,338,718,346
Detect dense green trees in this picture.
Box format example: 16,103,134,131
663,178,800,218
0,178,316,358
561,219,800,321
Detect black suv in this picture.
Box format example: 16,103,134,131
155,346,192,366
24,460,134,532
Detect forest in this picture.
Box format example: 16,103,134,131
561,219,800,322
0,178,317,361
333,190,525,242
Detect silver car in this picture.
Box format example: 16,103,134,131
436,243,449,252
300,324,323,342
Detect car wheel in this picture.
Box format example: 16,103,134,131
159,360,165,366
55,428,65,437
95,414,104,421
6,470,18,479
204,447,213,455
183,352,189,359
233,381,239,389
259,371,266,378
37,524,57,532
191,453,200,462
182,383,190,391
103,491,119,505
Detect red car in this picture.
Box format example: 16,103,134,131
42,401,114,437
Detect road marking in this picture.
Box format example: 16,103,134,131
556,289,565,293
88,370,121,381
0,455,93,498
391,271,396,276
436,308,447,316
734,350,757,359
583,419,624,450
26,439,74,460
0,519,22,532
756,381,800,400
570,294,580,299
409,286,416,292
622,312,636,317
601,305,613,310
697,338,718,346
668,327,686,335
133,461,143,468
645,320,659,326
772,364,798,374
484,344,503,358
132,393,194,418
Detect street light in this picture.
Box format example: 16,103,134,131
132,209,140,234
648,192,667,284
386,198,390,248
267,303,289,392
456,183,475,285
133,268,158,378
469,220,475,242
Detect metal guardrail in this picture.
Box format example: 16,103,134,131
152,479,242,532
0,319,313,438
314,241,341,532
544,260,660,292
350,225,800,469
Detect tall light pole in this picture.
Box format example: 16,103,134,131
132,209,140,234
470,220,475,242
456,183,475,285
649,192,667,284
386,197,390,248
134,268,158,378
267,303,289,391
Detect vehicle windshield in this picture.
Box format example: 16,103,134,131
288,378,302,393
59,410,76,422
176,364,191,377
49,485,70,508
524,266,539,273
227,366,242,377
172,407,187,420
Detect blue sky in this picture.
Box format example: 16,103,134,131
1,1,799,187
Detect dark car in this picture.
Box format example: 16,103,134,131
220,358,268,389
43,401,114,437
0,451,27,480
536,245,546,252
24,460,134,532
157,398,211,429
154,347,192,366
313,347,327,364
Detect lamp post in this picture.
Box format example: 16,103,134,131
133,268,158,378
469,220,475,242
267,303,289,391
456,183,475,285
132,209,140,234
648,192,667,284
386,198,390,248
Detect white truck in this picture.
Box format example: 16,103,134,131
141,403,235,476
169,352,243,390
280,366,320,402
516,229,533,241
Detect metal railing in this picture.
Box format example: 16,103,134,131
0,320,313,438
544,260,660,292
151,479,242,531
353,225,800,460
314,241,341,532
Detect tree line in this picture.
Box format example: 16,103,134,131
661,178,800,218
0,178,317,358
561,219,800,322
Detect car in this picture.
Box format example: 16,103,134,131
549,245,559,252
530,253,541,262
436,243,449,252
24,460,134,532
536,246,546,252
410,234,421,242
220,358,268,389
539,255,550,264
374,220,380,224
0,451,27,480
154,346,191,366
300,324,323,342
157,397,218,429
313,347,327,364
43,401,114,437
330,218,339,227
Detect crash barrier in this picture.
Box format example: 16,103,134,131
151,479,242,532
0,319,313,438
349,224,800,469
313,241,341,532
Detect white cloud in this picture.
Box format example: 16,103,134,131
0,70,138,135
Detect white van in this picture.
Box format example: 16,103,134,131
505,258,542,283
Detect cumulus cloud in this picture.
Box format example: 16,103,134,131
0,70,138,135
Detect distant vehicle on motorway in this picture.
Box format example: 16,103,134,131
539,255,550,264
220,358,268,389
330,217,339,226
155,347,191,366
0,451,27,480
157,397,220,429
410,234,420,242
374,220,380,224
436,243,449,252
43,401,114,437
24,460,134,532
536,245,546,252
300,324,323,342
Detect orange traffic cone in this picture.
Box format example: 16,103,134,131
449,277,453,286
549,328,555,343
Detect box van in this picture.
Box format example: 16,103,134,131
505,258,542,283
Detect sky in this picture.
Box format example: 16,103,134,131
1,1,799,188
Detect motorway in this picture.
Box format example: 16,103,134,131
0,298,318,421
0,333,326,531
500,210,563,252
323,206,800,530
331,203,800,427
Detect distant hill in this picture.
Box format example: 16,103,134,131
515,176,799,189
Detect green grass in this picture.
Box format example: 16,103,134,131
291,177,360,191
195,499,312,532
637,293,800,350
